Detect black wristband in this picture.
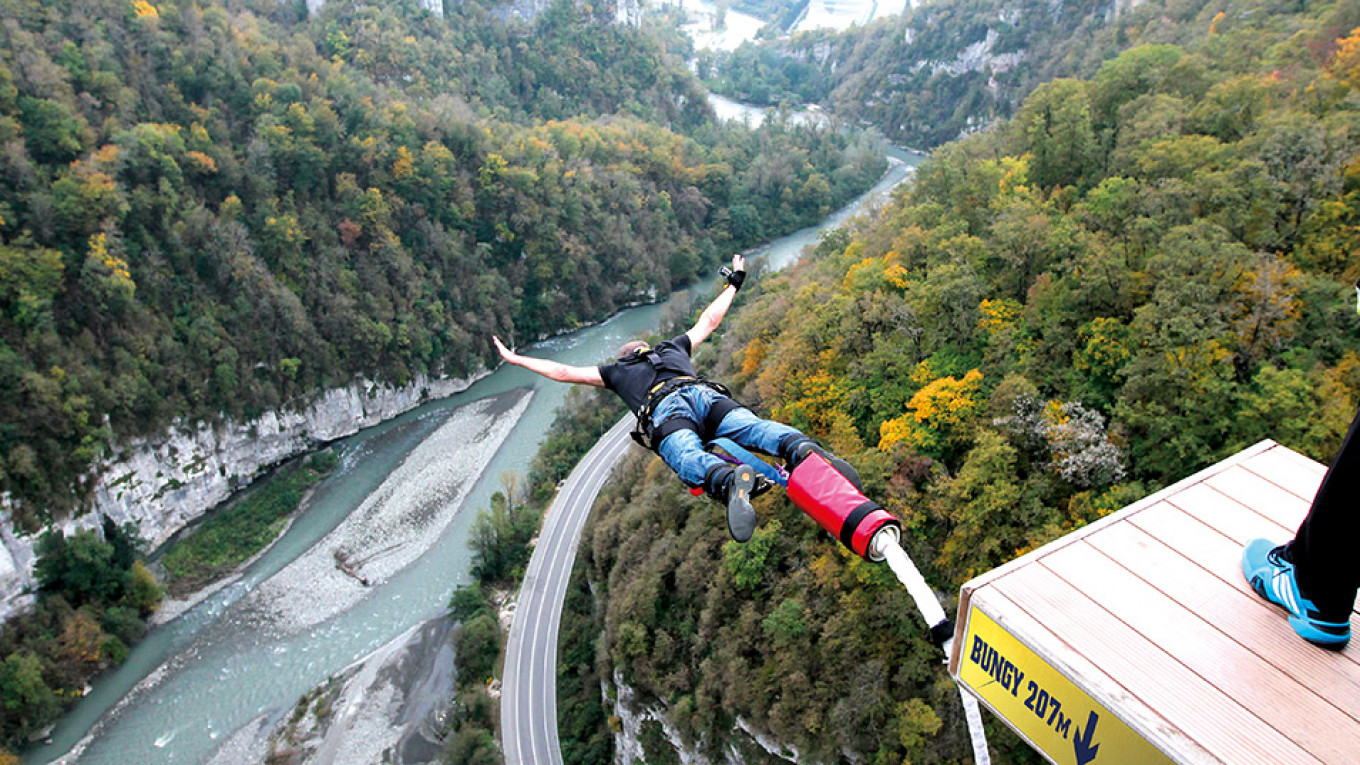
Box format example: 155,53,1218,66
720,266,746,291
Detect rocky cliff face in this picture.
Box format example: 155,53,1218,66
610,671,800,765
0,370,484,621
306,0,445,17
302,0,643,24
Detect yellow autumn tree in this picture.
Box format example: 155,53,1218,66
978,298,1022,336
1332,28,1360,90
83,232,136,306
878,369,984,460
774,368,850,436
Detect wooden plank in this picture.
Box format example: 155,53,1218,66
1085,521,1360,713
1041,542,1360,762
1241,447,1325,503
1204,466,1311,532
958,441,1279,594
992,561,1320,764
950,584,974,674
1264,443,1330,478
973,588,1214,763
1130,501,1360,619
1165,482,1296,543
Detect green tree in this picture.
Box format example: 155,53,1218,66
17,96,88,163
0,652,58,742
34,529,122,608
1014,79,1097,189
1088,45,1186,128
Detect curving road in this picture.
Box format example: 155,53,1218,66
501,415,635,765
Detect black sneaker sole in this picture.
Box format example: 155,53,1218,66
726,465,757,543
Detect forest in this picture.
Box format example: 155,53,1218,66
0,0,887,529
564,1,1360,762
0,0,893,751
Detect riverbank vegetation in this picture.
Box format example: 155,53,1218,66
0,0,885,528
159,449,337,595
563,3,1360,761
0,519,162,751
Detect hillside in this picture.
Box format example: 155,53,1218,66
0,0,887,528
563,2,1360,761
703,0,1350,148
0,0,896,751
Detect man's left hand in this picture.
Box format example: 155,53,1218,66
492,336,518,364
722,254,747,290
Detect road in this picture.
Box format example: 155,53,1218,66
501,415,635,765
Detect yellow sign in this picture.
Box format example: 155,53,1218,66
955,607,1173,765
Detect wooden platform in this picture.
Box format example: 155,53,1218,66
948,440,1360,765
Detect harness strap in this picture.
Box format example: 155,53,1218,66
703,396,743,440
651,416,700,446
630,377,742,453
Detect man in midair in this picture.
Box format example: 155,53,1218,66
492,255,856,542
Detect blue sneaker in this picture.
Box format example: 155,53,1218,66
1241,539,1351,649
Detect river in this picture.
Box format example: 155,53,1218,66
24,71,921,765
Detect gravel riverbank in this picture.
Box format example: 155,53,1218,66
49,389,531,765
206,615,458,765
228,390,532,637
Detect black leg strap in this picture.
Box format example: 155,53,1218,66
652,416,700,447
703,462,733,498
779,434,813,463
702,396,745,442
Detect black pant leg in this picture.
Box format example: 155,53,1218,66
1290,406,1360,618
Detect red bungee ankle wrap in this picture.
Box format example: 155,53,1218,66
787,453,899,561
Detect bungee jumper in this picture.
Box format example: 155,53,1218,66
491,254,896,556
494,255,993,763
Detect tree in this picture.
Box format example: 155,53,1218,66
123,561,163,614
18,97,88,163
467,490,540,584
878,369,984,464
34,529,122,608
1015,79,1097,189
1088,45,1185,128
0,652,58,743
931,431,1058,583
723,520,781,591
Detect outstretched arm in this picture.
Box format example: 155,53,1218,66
686,254,746,349
492,336,605,386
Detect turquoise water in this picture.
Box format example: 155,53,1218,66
25,139,919,765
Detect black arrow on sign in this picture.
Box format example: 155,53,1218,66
1073,711,1101,765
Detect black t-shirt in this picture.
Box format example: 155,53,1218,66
598,334,696,411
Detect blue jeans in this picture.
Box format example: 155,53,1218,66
652,385,802,487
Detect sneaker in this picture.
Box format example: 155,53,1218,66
1241,539,1351,649
725,464,757,543
789,440,864,491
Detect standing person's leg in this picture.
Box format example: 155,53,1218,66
1289,406,1360,616
1242,406,1359,648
